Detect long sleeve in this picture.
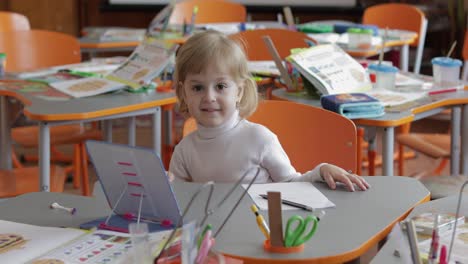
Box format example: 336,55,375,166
260,133,325,183
169,144,192,182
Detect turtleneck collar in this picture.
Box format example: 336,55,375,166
196,110,241,139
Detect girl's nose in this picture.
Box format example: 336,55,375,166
203,87,216,102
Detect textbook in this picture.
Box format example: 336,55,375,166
0,218,172,264
287,44,372,96
51,38,178,98
320,93,385,119
0,219,85,263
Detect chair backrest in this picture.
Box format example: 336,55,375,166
0,29,81,72
362,3,427,74
229,28,317,61
0,11,30,32
169,0,246,25
183,100,357,173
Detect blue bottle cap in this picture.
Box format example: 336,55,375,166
368,63,398,73
431,57,462,67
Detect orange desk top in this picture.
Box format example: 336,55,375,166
346,37,417,58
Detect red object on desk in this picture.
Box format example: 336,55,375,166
439,245,447,264
428,88,458,96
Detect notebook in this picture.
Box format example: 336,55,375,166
83,140,182,233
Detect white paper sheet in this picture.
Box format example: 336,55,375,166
243,182,335,211
0,220,85,264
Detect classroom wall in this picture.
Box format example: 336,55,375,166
1,0,81,36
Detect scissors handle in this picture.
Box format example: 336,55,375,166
284,215,318,247
293,216,318,246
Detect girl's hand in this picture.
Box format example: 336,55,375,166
319,164,370,192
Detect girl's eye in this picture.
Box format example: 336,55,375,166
216,83,228,90
192,85,203,92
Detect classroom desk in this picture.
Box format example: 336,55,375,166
0,176,430,263
371,194,468,263
80,22,286,58
79,36,186,58
0,85,176,192
272,87,468,176
308,30,417,72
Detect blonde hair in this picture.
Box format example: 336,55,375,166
174,30,258,118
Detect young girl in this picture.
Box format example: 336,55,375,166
169,30,369,192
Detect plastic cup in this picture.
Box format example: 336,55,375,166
431,57,462,86
347,28,361,49
368,64,398,90
129,222,152,264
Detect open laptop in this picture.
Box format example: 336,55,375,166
84,140,181,232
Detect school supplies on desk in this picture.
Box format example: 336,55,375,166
51,38,178,98
244,182,335,211
81,140,181,233
320,93,385,119
0,219,86,263
284,215,318,247
259,194,314,211
287,44,372,96
250,205,270,240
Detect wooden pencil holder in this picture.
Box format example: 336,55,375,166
263,239,304,254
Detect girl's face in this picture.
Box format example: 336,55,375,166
182,63,243,128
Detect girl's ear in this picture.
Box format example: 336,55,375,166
237,81,245,101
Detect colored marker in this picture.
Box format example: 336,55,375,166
250,204,270,240
428,88,458,96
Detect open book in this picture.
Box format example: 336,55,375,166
287,44,372,95
50,37,178,98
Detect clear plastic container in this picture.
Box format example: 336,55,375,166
368,63,398,90
347,28,373,49
129,222,152,264
431,57,462,86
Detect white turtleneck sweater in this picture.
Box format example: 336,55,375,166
169,112,323,183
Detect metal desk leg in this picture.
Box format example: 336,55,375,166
39,122,50,192
382,127,395,176
461,105,468,175
400,44,409,72
0,96,12,170
104,120,113,142
365,128,377,176
450,106,461,175
128,116,136,146
153,107,161,156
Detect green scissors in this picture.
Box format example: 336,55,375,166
284,215,318,247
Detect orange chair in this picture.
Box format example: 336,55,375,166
183,100,358,173
169,0,246,25
0,30,100,196
229,28,317,61
362,3,427,74
0,11,30,32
